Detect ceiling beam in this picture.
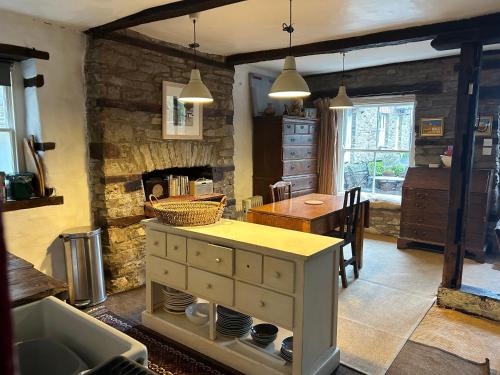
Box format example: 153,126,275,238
226,12,500,66
431,27,500,51
86,0,246,36
0,44,49,61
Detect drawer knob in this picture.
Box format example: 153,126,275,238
154,241,159,246
215,258,221,263
290,166,295,170
174,245,179,250
260,300,266,307
307,165,311,168
195,251,200,256
275,271,281,279
163,270,169,275
290,151,296,156
206,283,212,289
307,151,312,155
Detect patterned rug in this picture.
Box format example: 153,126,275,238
88,306,242,375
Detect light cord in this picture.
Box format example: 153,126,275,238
282,0,294,56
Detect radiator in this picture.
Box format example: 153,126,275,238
234,195,264,221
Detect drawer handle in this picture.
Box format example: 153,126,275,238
290,166,295,170
287,125,291,129
154,241,159,246
173,245,179,250
307,151,312,155
275,271,281,279
416,218,424,223
307,165,311,169
206,283,212,289
163,270,169,275
259,300,266,308
215,258,222,263
292,183,296,187
300,126,304,129
291,138,295,142
290,151,296,156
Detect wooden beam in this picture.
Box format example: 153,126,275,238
431,27,500,51
442,42,483,289
86,0,245,36
97,32,228,69
95,98,162,114
0,44,49,62
311,81,442,100
479,85,500,100
226,12,500,65
33,142,55,152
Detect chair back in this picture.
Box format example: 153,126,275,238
269,181,292,203
341,186,361,242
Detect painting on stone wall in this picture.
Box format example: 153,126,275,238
162,81,203,140
475,115,493,137
419,117,444,137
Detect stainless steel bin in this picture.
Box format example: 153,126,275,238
60,226,106,307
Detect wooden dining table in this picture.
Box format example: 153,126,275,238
247,193,370,268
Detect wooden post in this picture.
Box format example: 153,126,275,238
442,42,483,288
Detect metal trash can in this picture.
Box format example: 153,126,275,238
60,226,107,307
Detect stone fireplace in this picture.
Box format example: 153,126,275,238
85,31,235,292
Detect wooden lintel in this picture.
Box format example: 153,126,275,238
95,98,162,114
96,32,228,69
86,0,245,36
454,58,500,72
479,85,500,100
311,81,442,100
23,75,44,88
33,142,55,152
0,44,49,62
226,12,500,65
106,215,145,228
432,27,500,51
442,42,483,289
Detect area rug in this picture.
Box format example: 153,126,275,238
88,306,241,375
386,341,491,375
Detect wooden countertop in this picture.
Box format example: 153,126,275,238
7,253,67,307
144,218,342,259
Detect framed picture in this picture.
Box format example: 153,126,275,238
420,117,444,137
475,115,493,137
162,81,203,140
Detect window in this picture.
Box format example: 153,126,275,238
0,63,17,174
338,99,415,197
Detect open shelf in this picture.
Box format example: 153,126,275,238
2,196,64,212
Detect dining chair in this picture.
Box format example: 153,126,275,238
269,181,292,203
327,186,361,288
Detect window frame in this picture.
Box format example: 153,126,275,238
336,96,416,198
0,80,19,174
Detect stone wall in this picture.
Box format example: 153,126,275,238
306,54,499,252
85,31,235,292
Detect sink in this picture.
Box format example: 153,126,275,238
12,297,147,370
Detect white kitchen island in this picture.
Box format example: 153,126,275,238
142,218,342,375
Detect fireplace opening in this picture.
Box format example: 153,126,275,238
142,165,214,200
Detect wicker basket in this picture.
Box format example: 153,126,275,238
149,195,227,226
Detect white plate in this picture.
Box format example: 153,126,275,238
304,200,324,205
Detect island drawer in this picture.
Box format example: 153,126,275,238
146,230,166,258
235,281,294,329
235,250,262,284
148,255,186,290
167,234,187,262
187,239,234,276
188,267,234,306
263,256,295,293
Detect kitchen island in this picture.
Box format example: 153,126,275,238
142,218,342,375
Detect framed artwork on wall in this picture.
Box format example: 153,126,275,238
162,81,203,140
419,117,444,137
475,115,493,137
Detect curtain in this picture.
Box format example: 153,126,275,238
315,98,339,195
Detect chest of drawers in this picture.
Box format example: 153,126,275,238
253,116,319,203
142,219,342,375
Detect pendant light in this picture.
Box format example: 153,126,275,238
179,14,213,104
329,53,353,109
269,0,310,99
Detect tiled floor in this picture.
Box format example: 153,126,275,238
100,233,500,374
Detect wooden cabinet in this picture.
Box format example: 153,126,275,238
253,116,319,203
398,167,493,258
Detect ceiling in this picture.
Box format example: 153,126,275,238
1,0,499,73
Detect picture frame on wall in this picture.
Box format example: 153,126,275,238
162,81,203,140
420,117,444,137
475,115,493,137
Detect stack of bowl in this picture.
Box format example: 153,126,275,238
250,323,278,346
216,305,253,337
161,287,196,314
280,336,293,363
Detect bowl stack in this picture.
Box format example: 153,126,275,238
250,323,278,346
280,336,293,363
161,287,196,314
216,306,253,337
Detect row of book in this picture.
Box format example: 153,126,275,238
168,175,189,196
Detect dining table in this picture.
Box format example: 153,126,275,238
246,193,370,268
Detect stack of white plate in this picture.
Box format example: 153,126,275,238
161,287,196,314
216,305,253,337
280,336,293,363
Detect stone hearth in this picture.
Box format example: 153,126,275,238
85,31,235,293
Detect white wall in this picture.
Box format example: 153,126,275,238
1,10,90,280
232,64,276,204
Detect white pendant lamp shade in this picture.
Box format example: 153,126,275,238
179,69,213,104
269,56,311,99
329,85,353,109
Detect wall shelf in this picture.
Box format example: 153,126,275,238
2,196,64,212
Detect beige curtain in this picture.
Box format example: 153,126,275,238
315,98,339,195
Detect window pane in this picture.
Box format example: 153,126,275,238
0,86,9,128
343,151,375,193
377,105,413,151
372,152,410,196
0,131,15,174
347,107,378,149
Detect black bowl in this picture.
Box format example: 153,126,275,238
251,323,279,338
281,336,293,352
